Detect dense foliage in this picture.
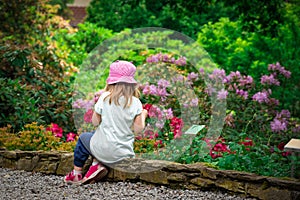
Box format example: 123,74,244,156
0,0,76,132
86,0,238,39
0,0,299,178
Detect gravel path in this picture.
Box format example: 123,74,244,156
0,168,256,200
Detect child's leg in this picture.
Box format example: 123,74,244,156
73,133,93,173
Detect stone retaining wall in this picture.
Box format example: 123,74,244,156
0,149,299,200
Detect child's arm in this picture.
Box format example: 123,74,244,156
92,111,102,126
132,109,148,134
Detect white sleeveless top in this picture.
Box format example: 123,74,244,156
90,91,142,165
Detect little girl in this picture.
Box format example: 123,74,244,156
64,60,148,184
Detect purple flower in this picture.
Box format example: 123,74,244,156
149,85,157,95
156,87,168,97
190,98,199,107
157,79,170,88
277,110,291,119
164,108,173,119
270,119,287,133
268,62,291,78
236,89,248,99
142,84,151,95
226,71,241,82
155,121,165,129
187,72,199,82
261,74,280,86
72,99,94,111
238,75,254,87
171,74,184,83
252,91,269,103
217,89,228,100
209,69,226,81
174,56,187,66
199,68,205,77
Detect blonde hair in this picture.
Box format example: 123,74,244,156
104,83,140,108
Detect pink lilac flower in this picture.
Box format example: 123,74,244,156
236,89,248,100
277,109,291,119
187,72,199,82
268,62,291,78
238,75,254,88
226,71,242,82
292,125,300,133
155,121,165,129
73,99,94,111
252,91,269,103
149,85,157,95
157,79,170,88
174,56,187,66
190,98,199,107
205,86,216,96
209,69,226,81
66,132,77,142
260,74,280,86
217,89,228,100
163,108,173,119
171,74,184,83
156,87,168,97
199,68,205,77
148,105,163,120
270,119,288,132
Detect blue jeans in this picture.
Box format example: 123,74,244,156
74,132,94,168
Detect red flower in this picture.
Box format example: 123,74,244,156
170,117,184,138
154,140,163,148
240,137,253,151
143,104,153,111
47,123,63,138
84,109,93,123
277,142,292,157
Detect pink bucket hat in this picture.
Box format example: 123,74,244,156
106,60,137,84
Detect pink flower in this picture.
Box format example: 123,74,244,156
260,74,280,86
270,119,287,133
217,89,228,100
157,79,170,88
66,132,77,142
46,123,63,138
84,109,93,123
252,91,269,103
170,117,184,138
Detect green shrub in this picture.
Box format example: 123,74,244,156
86,0,238,39
54,22,114,67
0,1,76,133
0,78,43,131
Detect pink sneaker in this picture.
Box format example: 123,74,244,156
64,171,83,185
81,163,108,185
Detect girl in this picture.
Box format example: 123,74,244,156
64,60,148,185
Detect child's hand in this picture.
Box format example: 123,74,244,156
142,109,148,118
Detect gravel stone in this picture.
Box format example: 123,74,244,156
0,168,257,200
